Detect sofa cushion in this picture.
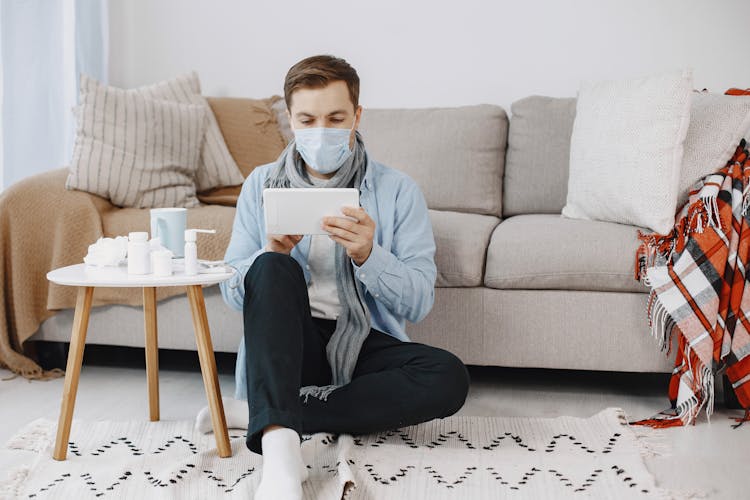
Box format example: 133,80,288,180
77,73,245,193
562,70,693,235
206,96,288,179
66,84,208,209
198,96,289,205
676,92,750,207
430,210,500,287
358,105,508,216
484,214,648,293
503,96,577,217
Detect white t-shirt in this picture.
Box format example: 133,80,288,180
306,175,342,320
307,233,341,320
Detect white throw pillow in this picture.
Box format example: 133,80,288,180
677,92,750,207
66,85,208,208
80,73,245,192
562,69,693,234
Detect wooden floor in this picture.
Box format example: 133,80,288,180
1,351,747,499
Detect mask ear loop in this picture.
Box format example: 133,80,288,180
347,114,358,152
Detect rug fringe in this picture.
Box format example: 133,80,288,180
614,408,672,458
0,465,30,500
5,418,55,452
630,426,671,458
654,486,709,500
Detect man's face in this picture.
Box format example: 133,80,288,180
287,80,362,151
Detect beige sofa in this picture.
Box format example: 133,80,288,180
30,96,673,374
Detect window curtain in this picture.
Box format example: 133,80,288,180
0,0,108,192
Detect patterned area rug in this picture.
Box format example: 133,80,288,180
0,408,680,499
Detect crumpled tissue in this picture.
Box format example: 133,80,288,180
83,236,128,266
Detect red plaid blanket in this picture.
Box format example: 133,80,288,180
633,139,750,428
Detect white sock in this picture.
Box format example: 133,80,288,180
194,397,249,434
195,401,309,494
255,427,307,500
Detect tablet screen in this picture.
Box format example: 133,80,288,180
263,188,360,235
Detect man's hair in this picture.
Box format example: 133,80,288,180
284,55,360,110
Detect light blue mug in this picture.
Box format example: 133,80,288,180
150,208,187,257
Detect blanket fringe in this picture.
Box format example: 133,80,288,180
700,195,721,232
635,231,674,284
630,393,699,428
0,465,30,499
742,182,750,217
632,356,715,429
299,384,339,403
634,187,725,286
648,292,672,353
0,356,65,382
701,364,715,422
731,409,750,429
633,305,716,428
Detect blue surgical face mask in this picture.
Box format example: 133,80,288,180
292,120,356,174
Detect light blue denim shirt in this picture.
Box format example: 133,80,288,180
221,158,437,399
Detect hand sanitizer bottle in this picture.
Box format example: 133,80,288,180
184,229,216,276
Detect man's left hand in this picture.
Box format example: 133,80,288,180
322,206,375,266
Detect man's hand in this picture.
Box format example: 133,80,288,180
322,206,375,266
266,234,303,255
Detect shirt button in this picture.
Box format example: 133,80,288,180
360,273,366,279
374,293,380,298
306,265,310,270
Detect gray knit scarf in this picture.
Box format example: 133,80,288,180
264,131,371,402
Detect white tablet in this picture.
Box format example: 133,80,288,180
263,188,360,235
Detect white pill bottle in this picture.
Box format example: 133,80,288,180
127,231,151,275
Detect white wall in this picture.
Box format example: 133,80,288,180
110,0,749,112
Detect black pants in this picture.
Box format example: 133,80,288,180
242,252,470,454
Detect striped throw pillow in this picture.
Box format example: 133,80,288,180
79,73,244,192
66,84,208,208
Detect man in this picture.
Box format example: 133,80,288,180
197,55,469,500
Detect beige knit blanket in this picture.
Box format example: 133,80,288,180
0,168,235,380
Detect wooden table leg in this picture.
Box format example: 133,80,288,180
186,284,231,458
53,286,94,461
143,287,160,421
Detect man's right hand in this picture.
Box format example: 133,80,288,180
266,234,303,255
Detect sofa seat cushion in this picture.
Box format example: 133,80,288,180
484,214,647,293
430,210,500,287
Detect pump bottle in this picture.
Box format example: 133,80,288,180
184,229,216,276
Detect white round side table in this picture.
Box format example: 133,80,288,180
46,262,236,461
